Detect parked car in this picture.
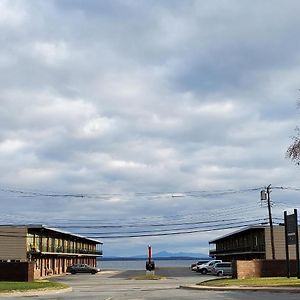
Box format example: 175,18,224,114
190,260,210,270
212,262,232,276
67,264,100,274
196,259,222,274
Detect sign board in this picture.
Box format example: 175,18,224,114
286,213,297,245
284,209,300,279
287,233,297,245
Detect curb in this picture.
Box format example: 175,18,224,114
0,287,72,298
179,285,300,293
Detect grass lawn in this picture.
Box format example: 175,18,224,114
198,277,300,287
0,280,69,293
129,274,165,280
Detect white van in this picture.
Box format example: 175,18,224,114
212,262,232,276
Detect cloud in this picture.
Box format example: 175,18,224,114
0,0,300,256
0,0,28,27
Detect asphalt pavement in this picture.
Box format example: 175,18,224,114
1,267,300,300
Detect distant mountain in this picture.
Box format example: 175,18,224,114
153,251,208,258
101,251,209,260
131,251,208,259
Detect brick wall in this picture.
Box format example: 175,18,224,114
0,262,34,282
233,259,299,279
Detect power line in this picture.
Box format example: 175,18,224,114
71,218,268,235
85,221,269,239
0,220,270,239
0,186,264,199
53,216,265,229
0,207,268,229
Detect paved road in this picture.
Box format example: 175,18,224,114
1,268,300,300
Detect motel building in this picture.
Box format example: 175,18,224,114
208,225,293,261
208,224,300,278
0,224,103,280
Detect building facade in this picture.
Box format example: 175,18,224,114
209,225,299,261
0,225,103,278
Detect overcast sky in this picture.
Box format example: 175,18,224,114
1,0,300,257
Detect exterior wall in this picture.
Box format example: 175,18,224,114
264,226,300,260
0,226,27,261
32,256,97,279
233,259,299,278
0,257,97,281
0,262,34,281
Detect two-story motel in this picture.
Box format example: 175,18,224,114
209,225,298,261
0,224,103,279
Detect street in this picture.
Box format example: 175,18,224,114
1,268,300,300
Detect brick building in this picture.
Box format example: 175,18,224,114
0,224,102,279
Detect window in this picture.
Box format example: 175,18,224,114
27,234,34,251
35,235,40,250
41,237,47,252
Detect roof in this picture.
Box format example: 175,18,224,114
0,224,103,244
209,225,268,244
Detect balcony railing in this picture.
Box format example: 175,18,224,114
210,245,265,255
28,246,102,256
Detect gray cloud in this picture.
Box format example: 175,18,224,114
0,0,300,256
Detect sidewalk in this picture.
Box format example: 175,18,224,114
0,287,72,298
180,284,300,293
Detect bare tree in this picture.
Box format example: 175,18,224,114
287,99,300,164
287,127,300,164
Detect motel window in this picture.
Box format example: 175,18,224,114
41,237,47,252
27,234,34,251
64,240,67,251
35,235,40,250
55,238,58,248
50,238,55,252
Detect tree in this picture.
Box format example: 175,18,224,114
287,127,300,164
287,99,300,164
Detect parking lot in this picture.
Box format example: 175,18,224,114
1,268,300,300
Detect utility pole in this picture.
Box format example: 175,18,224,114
261,184,276,259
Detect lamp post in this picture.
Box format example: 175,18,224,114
146,245,155,273
261,184,276,260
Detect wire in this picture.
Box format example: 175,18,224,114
0,201,265,227
85,221,267,239
0,220,268,239
71,218,267,235
0,186,263,199
52,216,263,229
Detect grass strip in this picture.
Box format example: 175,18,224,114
129,274,165,280
198,277,300,287
0,280,69,293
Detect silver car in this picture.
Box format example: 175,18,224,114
196,259,222,274
67,264,100,274
212,262,232,276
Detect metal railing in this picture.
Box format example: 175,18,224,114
209,245,265,255
29,246,102,256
